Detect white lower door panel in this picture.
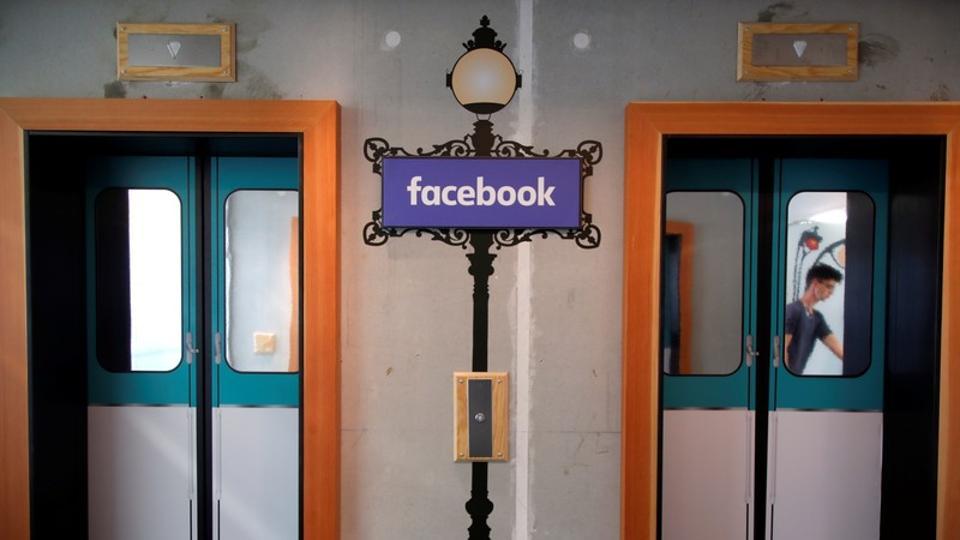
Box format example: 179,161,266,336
662,409,753,540
215,407,299,540
88,406,195,540
769,411,882,540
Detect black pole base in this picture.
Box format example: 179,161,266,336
466,462,493,539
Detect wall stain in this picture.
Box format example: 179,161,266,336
237,37,259,55
236,60,283,99
246,71,283,99
125,4,170,23
875,84,887,90
757,2,807,22
385,366,393,376
859,34,900,67
204,84,225,99
930,84,951,102
206,12,270,55
103,81,127,98
744,82,768,101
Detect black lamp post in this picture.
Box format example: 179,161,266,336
362,16,602,539
446,18,522,538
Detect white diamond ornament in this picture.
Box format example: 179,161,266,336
166,40,182,59
793,40,808,58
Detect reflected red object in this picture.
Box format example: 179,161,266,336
804,237,820,250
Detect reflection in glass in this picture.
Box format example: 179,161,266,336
225,190,299,373
785,192,873,376
662,192,743,375
95,189,182,372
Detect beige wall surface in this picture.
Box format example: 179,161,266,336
2,0,959,538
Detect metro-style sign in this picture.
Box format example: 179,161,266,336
382,157,582,229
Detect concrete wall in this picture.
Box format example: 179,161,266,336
2,0,958,538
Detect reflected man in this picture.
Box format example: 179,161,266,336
784,264,844,374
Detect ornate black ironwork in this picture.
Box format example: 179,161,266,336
363,16,601,540
362,128,601,540
464,15,506,52
361,136,602,250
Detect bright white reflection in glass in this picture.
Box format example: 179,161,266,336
785,191,874,377
95,188,182,372
225,190,299,372
129,190,182,371
663,191,744,376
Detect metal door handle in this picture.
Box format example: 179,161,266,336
185,332,199,363
773,335,781,368
745,335,759,367
214,332,222,364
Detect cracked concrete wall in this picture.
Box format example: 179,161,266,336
1,0,958,538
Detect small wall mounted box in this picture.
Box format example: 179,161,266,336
737,22,859,82
454,372,509,462
117,22,236,82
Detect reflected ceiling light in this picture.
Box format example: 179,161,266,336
809,208,847,223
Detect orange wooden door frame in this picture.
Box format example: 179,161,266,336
0,98,340,539
623,102,960,540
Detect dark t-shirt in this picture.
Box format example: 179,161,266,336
784,300,832,374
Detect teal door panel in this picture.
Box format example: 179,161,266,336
662,159,757,410
85,157,196,406
772,159,888,411
212,157,300,407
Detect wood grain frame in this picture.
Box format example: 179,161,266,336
453,372,509,462
624,102,960,540
737,23,859,82
664,221,694,374
0,98,339,539
117,23,236,82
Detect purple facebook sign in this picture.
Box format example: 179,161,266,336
382,157,582,229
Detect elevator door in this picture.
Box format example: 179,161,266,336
765,160,887,540
85,155,300,540
661,159,758,540
661,158,888,540
86,156,199,540
211,157,300,539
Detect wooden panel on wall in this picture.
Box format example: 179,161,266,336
737,23,859,82
453,372,509,462
623,102,960,540
117,23,236,82
0,99,340,540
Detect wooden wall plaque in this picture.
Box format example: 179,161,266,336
454,372,509,462
738,22,859,82
117,23,236,82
